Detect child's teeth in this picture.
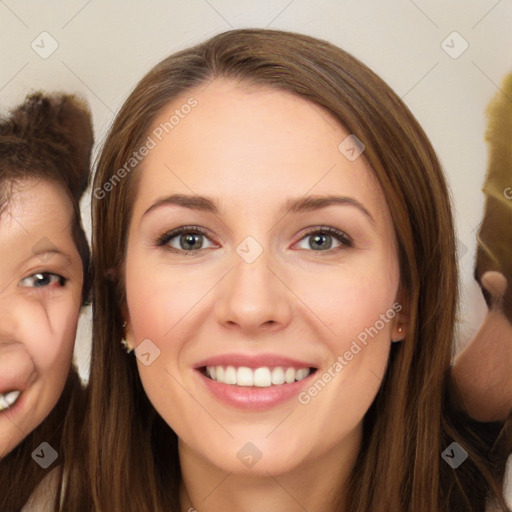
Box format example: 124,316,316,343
206,366,312,387
0,390,21,411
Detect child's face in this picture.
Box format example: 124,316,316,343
124,79,406,475
0,179,83,456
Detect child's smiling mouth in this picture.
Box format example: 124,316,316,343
0,390,21,412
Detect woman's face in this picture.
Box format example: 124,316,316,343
0,179,83,456
124,79,407,475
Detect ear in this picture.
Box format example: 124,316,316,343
391,286,410,343
121,303,135,352
391,320,408,343
122,323,135,353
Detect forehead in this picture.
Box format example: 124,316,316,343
133,79,387,222
0,178,75,242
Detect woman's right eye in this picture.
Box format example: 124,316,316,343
19,272,67,288
156,226,216,253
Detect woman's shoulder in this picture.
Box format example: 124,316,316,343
21,465,63,512
504,453,512,509
485,452,512,511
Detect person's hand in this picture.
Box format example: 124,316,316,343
452,271,512,422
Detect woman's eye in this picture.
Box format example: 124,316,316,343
295,227,352,252
156,226,216,253
19,272,67,288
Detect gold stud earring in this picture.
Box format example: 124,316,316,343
121,338,134,353
392,326,404,343
121,321,134,354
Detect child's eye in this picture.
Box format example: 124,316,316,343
19,272,67,288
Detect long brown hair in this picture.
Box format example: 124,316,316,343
84,28,509,511
0,92,93,511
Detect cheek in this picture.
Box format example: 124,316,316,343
125,257,208,343
5,297,80,444
290,251,400,417
22,298,79,374
292,254,400,347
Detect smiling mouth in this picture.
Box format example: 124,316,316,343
0,390,21,413
200,365,317,387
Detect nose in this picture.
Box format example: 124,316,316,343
214,246,292,335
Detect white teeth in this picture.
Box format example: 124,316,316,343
0,390,21,412
253,367,271,387
296,368,310,381
284,367,296,383
271,367,285,385
237,367,253,386
205,366,312,387
224,366,237,385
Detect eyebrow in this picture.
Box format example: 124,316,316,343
9,248,73,278
29,249,73,265
143,193,375,224
14,246,73,268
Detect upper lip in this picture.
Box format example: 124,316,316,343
0,380,27,396
194,353,318,370
0,364,33,396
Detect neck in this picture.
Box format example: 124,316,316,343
179,424,362,512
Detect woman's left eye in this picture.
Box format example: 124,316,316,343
295,227,353,252
19,272,67,288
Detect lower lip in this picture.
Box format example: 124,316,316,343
196,369,316,411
